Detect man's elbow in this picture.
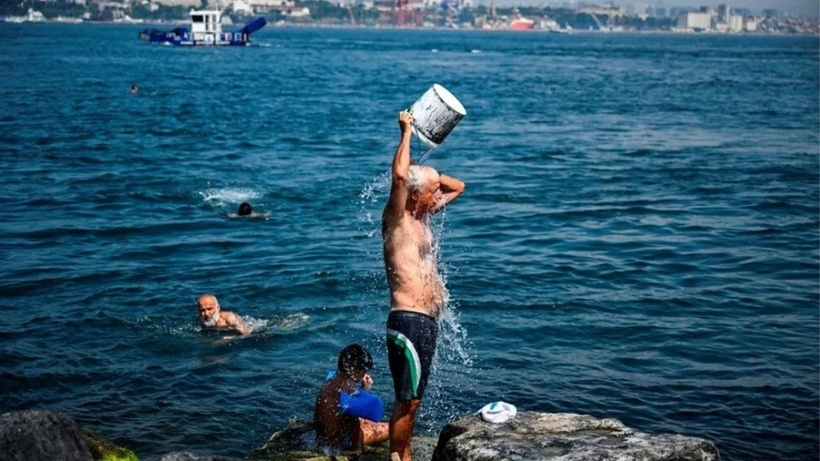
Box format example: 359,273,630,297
392,171,407,185
449,181,465,195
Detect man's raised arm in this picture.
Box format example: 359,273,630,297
383,111,414,223
432,174,465,214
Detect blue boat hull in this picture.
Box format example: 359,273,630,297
138,17,266,46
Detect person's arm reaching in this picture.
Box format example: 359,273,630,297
383,111,414,225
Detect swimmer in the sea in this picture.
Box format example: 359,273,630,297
196,294,249,335
226,202,270,219
130,84,139,93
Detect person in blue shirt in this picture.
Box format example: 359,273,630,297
314,344,389,455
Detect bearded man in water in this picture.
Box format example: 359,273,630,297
196,294,250,336
382,111,465,461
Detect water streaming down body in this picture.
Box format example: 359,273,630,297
357,171,474,432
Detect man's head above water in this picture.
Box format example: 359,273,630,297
238,202,253,216
195,293,250,335
197,294,221,327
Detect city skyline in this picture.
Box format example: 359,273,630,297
480,0,820,18
649,0,818,16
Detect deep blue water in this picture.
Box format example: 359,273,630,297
0,24,818,460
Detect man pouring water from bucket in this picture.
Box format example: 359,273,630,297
382,84,466,461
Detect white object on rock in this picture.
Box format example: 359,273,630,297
479,401,517,424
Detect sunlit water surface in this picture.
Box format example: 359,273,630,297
0,25,817,460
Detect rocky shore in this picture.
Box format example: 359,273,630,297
1,409,719,461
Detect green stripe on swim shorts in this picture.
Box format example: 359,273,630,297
387,328,421,398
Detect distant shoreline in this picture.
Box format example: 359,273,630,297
4,19,818,37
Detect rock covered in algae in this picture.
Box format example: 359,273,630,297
80,427,139,461
432,412,720,461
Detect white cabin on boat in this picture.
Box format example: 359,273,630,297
190,10,230,44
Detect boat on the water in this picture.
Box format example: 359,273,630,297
509,8,534,30
139,9,266,46
510,17,535,30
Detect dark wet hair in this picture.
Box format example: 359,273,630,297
238,202,253,216
337,344,373,374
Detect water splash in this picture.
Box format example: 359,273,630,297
437,303,473,367
356,171,475,429
358,170,391,205
198,188,262,207
241,313,310,333
356,171,391,264
242,316,271,333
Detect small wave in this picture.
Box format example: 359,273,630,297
240,313,310,333
431,49,439,53
275,313,311,331
242,316,271,333
198,188,262,206
136,316,201,337
470,49,481,54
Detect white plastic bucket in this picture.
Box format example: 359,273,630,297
408,84,466,149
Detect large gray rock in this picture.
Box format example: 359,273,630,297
0,410,93,461
432,412,720,461
157,453,243,461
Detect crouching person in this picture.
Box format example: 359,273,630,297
314,344,390,455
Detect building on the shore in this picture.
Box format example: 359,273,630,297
578,4,625,18
153,0,201,7
265,4,310,19
717,3,730,23
677,11,711,31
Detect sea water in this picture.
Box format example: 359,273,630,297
0,24,817,460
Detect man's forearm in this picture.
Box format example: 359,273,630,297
392,131,412,179
440,174,465,193
392,111,414,179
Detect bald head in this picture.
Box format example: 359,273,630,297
198,294,219,309
197,294,220,327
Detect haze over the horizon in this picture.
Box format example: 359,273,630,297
480,0,819,17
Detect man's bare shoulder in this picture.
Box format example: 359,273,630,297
316,381,334,400
222,311,240,321
382,208,407,235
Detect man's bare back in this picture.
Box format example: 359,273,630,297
314,345,389,454
315,378,360,449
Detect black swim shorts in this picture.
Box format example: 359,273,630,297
386,310,439,402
